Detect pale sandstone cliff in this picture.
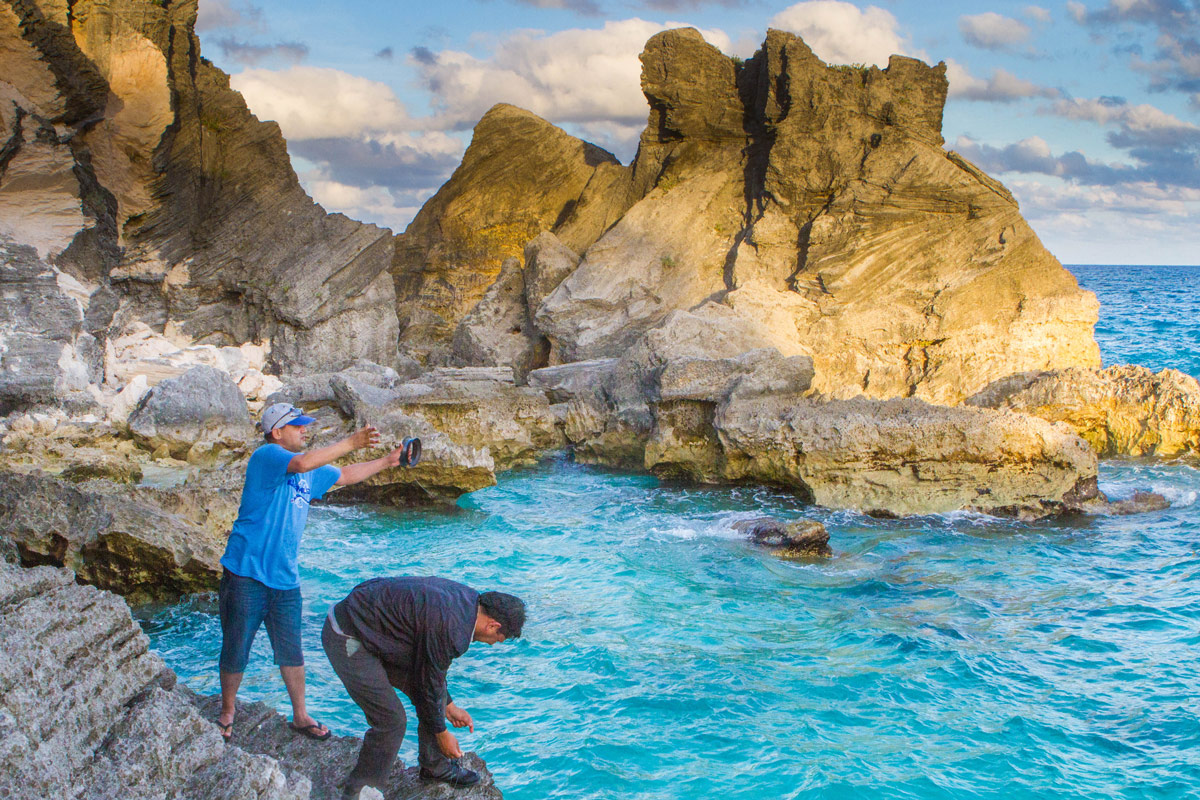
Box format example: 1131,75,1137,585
417,28,1100,404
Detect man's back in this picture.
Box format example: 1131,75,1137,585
334,576,478,670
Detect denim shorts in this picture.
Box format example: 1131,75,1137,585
218,568,304,672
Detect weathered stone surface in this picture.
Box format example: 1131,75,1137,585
394,103,627,363
967,365,1200,457
128,365,254,460
267,360,420,409
189,692,503,800
336,368,564,472
419,27,1099,401
451,256,547,377
523,231,580,319
731,517,831,558
0,470,229,601
1,0,399,397
660,396,1102,518
0,561,501,800
0,237,100,413
330,376,497,505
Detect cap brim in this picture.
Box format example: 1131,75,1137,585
285,415,317,426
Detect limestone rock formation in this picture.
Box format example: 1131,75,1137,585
128,365,254,461
0,561,500,800
0,470,230,600
394,103,628,363
188,692,502,800
0,0,398,418
409,28,1100,403
967,365,1200,457
329,375,498,505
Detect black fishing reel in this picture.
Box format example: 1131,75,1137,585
400,437,422,467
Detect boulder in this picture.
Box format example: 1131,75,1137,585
335,368,565,472
268,359,419,409
675,396,1102,518
129,365,254,460
0,561,501,800
731,517,831,558
966,365,1200,457
329,376,497,505
524,231,581,319
0,470,231,601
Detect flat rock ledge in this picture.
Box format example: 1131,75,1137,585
967,365,1200,458
0,561,501,800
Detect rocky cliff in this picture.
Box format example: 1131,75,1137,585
0,0,398,417
408,28,1100,404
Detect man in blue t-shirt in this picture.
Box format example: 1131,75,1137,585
217,402,408,742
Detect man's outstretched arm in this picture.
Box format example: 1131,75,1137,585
288,426,378,473
334,446,406,486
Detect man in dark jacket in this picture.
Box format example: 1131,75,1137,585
322,576,526,797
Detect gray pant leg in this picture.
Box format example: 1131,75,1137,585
322,619,407,792
381,663,453,774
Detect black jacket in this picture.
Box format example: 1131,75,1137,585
333,576,477,733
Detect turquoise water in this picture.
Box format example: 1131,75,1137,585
142,266,1200,799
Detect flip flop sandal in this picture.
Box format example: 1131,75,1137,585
218,721,233,741
290,721,332,741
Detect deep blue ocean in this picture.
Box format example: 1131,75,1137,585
142,265,1200,799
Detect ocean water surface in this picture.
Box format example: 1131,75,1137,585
142,265,1200,799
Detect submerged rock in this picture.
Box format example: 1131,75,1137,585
967,365,1200,457
731,517,831,558
0,561,499,800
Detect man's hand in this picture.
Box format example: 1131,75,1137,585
435,729,463,758
348,425,380,451
381,445,406,469
445,701,474,732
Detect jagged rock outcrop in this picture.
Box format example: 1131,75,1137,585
394,103,629,364
0,561,501,800
0,470,231,600
732,517,831,558
0,0,398,418
411,28,1099,404
128,365,254,461
967,365,1200,457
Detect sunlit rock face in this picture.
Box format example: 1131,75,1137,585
0,0,398,415
410,27,1100,404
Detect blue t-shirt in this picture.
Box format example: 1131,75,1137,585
220,443,341,590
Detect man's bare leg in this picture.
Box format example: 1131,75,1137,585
280,665,327,734
219,671,242,733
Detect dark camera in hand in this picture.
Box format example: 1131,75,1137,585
400,437,421,467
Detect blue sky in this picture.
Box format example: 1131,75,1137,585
196,0,1200,264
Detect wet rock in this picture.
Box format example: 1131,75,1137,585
967,365,1200,457
732,517,831,557
128,365,254,460
0,470,230,601
189,692,503,800
1068,486,1171,516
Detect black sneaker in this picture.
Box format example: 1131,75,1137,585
419,762,481,787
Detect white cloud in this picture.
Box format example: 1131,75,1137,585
231,67,413,139
959,12,1032,50
769,1,916,67
1024,5,1051,24
1066,1,1087,24
946,60,1058,102
412,19,732,130
305,177,421,233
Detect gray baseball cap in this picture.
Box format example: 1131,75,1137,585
261,403,316,433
